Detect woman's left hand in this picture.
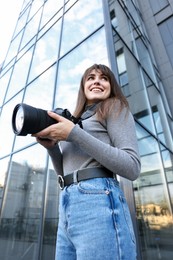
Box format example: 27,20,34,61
32,111,75,142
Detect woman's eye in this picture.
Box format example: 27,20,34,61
101,76,108,81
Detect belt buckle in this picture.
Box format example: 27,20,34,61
58,175,64,190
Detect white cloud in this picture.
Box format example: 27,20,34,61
0,0,23,64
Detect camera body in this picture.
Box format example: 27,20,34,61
12,103,78,136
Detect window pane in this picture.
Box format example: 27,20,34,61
3,32,23,68
0,145,48,260
0,94,23,158
28,20,61,82
0,68,12,106
60,0,104,56
20,9,42,50
134,124,173,259
159,17,173,67
55,28,108,111
0,158,10,207
5,49,33,102
40,0,63,30
13,65,56,151
149,0,169,14
41,160,59,260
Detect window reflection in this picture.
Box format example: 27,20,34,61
147,83,173,151
25,65,56,109
158,16,173,68
134,124,173,259
0,94,23,158
56,28,108,111
3,31,23,68
28,20,61,82
161,145,173,206
5,49,33,102
0,145,48,260
28,0,44,20
13,65,56,151
60,0,103,56
0,68,12,106
40,0,63,30
41,160,59,260
20,9,42,51
0,158,9,207
112,34,156,135
149,0,169,14
13,5,30,37
136,38,157,85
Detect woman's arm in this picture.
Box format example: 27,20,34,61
47,145,63,176
66,107,141,181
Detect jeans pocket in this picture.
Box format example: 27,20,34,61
119,195,136,244
78,178,110,195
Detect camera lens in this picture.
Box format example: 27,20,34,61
15,106,24,133
12,103,57,136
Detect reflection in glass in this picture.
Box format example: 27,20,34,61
0,68,12,106
60,0,103,56
40,0,63,30
2,31,23,69
112,36,156,135
0,158,10,208
56,28,108,111
24,65,56,109
28,0,44,20
136,38,157,86
5,49,33,102
134,124,173,259
0,145,48,260
0,94,23,158
13,5,30,38
28,20,61,82
20,9,42,51
41,160,59,260
149,0,169,14
13,65,56,151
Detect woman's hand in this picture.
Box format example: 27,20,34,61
33,111,75,148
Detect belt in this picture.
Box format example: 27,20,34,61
58,167,114,190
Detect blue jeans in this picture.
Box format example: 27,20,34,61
55,178,137,260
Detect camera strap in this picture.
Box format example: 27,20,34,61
77,103,97,128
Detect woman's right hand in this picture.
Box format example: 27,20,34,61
35,136,57,149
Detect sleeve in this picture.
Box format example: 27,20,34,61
47,144,63,176
66,107,141,181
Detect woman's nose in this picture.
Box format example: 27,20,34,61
93,77,100,85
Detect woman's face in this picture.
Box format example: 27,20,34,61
84,69,111,105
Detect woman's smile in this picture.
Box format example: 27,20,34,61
84,69,111,105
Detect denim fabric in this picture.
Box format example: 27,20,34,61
55,178,137,260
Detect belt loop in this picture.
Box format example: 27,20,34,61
73,170,78,184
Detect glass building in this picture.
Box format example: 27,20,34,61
0,0,173,259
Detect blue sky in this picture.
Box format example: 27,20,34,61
0,0,23,64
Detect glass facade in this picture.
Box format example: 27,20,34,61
0,0,173,259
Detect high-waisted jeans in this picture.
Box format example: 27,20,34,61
55,177,137,260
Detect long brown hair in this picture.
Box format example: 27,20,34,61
73,64,129,119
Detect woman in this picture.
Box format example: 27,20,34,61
34,64,141,260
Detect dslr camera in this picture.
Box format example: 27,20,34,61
12,103,78,136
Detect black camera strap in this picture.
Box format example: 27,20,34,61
77,103,97,128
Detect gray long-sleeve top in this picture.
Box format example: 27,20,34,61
48,104,141,181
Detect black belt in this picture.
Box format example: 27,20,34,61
58,167,114,190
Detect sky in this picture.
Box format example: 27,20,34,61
0,0,23,64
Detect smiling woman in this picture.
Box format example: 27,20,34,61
34,63,141,260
